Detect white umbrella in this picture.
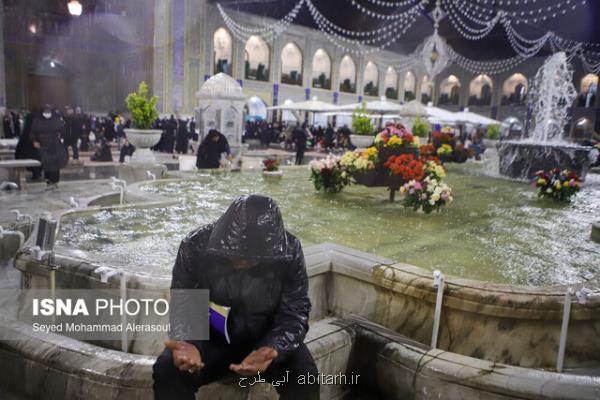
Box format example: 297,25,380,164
335,96,403,114
267,97,337,113
399,100,427,117
453,111,499,126
425,106,460,125
323,111,401,119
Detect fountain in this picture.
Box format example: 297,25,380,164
498,52,595,180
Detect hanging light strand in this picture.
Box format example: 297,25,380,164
347,0,430,20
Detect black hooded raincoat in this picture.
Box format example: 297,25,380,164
170,195,311,364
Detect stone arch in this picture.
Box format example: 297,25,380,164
213,27,233,75
339,55,357,93
311,49,332,90
281,42,303,86
244,36,270,82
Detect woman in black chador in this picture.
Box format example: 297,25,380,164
195,129,231,169
14,111,42,181
31,105,68,188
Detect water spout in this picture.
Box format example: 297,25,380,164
526,52,577,144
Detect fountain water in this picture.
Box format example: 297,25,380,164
498,52,595,180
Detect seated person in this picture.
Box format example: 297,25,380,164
153,195,319,400
90,138,113,162
119,138,136,163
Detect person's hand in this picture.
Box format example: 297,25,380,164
230,346,278,376
33,141,41,149
165,340,204,373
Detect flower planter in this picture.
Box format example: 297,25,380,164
262,170,283,180
350,135,374,149
351,169,377,186
124,128,162,164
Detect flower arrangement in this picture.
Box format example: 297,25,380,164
340,147,379,172
374,124,420,148
400,177,453,214
451,143,474,163
431,128,455,145
384,154,425,181
262,158,280,172
436,144,453,156
424,160,446,181
420,144,436,158
533,169,581,202
309,155,351,193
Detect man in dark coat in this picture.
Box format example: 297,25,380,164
31,105,68,187
196,129,231,169
292,124,308,165
153,195,318,400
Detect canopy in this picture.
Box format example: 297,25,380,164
267,97,337,113
453,111,499,126
425,106,460,124
322,111,401,119
335,97,403,114
399,100,427,117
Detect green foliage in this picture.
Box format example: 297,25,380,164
351,103,374,136
487,124,501,140
412,116,429,138
125,82,159,130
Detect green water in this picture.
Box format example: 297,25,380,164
57,166,600,286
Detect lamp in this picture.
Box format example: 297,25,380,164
67,0,82,16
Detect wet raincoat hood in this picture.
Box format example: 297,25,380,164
206,195,292,262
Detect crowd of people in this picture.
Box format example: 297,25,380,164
6,106,199,188
243,120,354,155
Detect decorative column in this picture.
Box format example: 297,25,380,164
171,0,185,112
0,0,6,136
153,0,172,113
183,0,202,114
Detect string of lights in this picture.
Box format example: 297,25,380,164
216,0,600,74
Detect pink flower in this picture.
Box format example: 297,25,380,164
414,181,423,190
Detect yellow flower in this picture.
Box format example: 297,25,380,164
387,136,403,146
562,181,569,187
537,178,546,185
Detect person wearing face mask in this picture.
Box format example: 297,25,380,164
31,105,68,189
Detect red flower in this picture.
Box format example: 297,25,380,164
384,154,425,181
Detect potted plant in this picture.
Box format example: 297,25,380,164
350,103,375,148
412,116,429,138
483,123,501,149
124,81,161,163
262,158,282,179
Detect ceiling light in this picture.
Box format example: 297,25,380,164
68,0,82,16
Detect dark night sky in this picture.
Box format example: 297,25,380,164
216,0,600,60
